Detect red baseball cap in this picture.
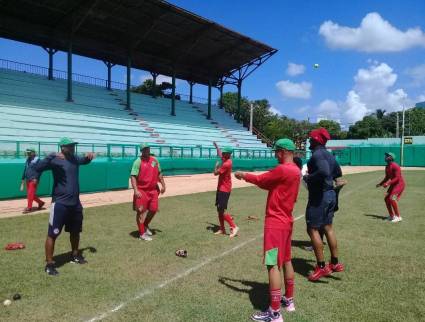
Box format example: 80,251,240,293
309,128,331,145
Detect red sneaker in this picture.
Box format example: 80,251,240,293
308,265,332,281
328,262,344,273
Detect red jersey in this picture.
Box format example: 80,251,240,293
131,156,161,191
245,162,301,229
381,162,405,189
217,158,232,193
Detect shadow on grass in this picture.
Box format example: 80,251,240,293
129,229,162,239
206,222,220,233
53,246,97,268
292,257,328,283
364,213,387,220
218,276,269,310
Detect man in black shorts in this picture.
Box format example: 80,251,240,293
213,142,239,238
303,128,344,282
36,137,95,275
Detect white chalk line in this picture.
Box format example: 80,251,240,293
85,214,305,321
85,178,373,321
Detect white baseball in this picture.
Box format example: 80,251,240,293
3,299,11,306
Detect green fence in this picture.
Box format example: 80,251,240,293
0,157,279,200
331,145,425,167
0,140,276,160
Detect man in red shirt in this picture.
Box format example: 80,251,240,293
376,152,405,223
213,142,239,238
130,143,166,241
235,138,300,322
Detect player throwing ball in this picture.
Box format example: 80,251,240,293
130,143,166,241
213,142,239,238
235,138,300,322
376,152,405,222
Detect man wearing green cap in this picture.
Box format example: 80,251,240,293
212,142,239,238
130,143,166,241
20,148,45,213
376,152,405,222
235,138,301,321
35,137,95,275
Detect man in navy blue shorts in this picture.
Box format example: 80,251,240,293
303,128,344,282
36,137,95,276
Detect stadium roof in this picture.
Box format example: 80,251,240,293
0,0,277,86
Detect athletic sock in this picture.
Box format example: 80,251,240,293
223,213,236,228
385,198,394,216
331,257,338,265
218,214,225,231
269,288,281,311
138,222,145,235
284,278,294,299
390,199,400,217
318,261,326,268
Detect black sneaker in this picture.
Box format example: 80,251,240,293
70,254,88,264
45,263,59,276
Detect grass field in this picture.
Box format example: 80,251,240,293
0,171,424,322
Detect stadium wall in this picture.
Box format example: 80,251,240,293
332,145,425,167
0,158,278,200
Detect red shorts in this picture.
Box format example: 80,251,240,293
263,227,292,267
387,184,405,200
133,190,159,213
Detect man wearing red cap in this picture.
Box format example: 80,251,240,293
376,152,405,222
303,128,344,282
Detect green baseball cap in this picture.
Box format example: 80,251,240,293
59,137,78,146
273,138,296,151
221,146,233,154
385,152,396,160
25,148,36,153
139,143,151,150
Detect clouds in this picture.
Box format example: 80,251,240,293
276,80,312,99
269,106,282,115
140,73,178,85
319,12,425,52
314,62,409,124
286,62,305,76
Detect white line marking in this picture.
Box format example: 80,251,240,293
85,215,305,321
85,178,372,321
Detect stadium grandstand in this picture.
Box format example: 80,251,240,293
0,0,278,199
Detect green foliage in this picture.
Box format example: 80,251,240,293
317,119,342,138
132,79,174,98
347,107,425,138
220,92,342,145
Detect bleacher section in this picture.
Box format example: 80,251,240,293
0,68,267,149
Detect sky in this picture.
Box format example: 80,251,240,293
1,0,424,127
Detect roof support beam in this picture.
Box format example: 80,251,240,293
66,40,73,102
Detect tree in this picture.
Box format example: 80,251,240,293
132,79,174,98
317,120,342,139
347,115,387,138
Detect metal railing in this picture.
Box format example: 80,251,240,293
0,140,275,159
0,58,216,104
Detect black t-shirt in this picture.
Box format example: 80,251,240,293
36,153,91,205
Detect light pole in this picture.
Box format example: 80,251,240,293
249,103,254,133
400,106,405,166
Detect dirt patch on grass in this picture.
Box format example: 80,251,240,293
1,166,422,219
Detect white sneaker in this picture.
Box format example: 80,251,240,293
139,233,153,241
229,226,239,238
281,296,296,312
145,228,153,236
391,216,402,223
